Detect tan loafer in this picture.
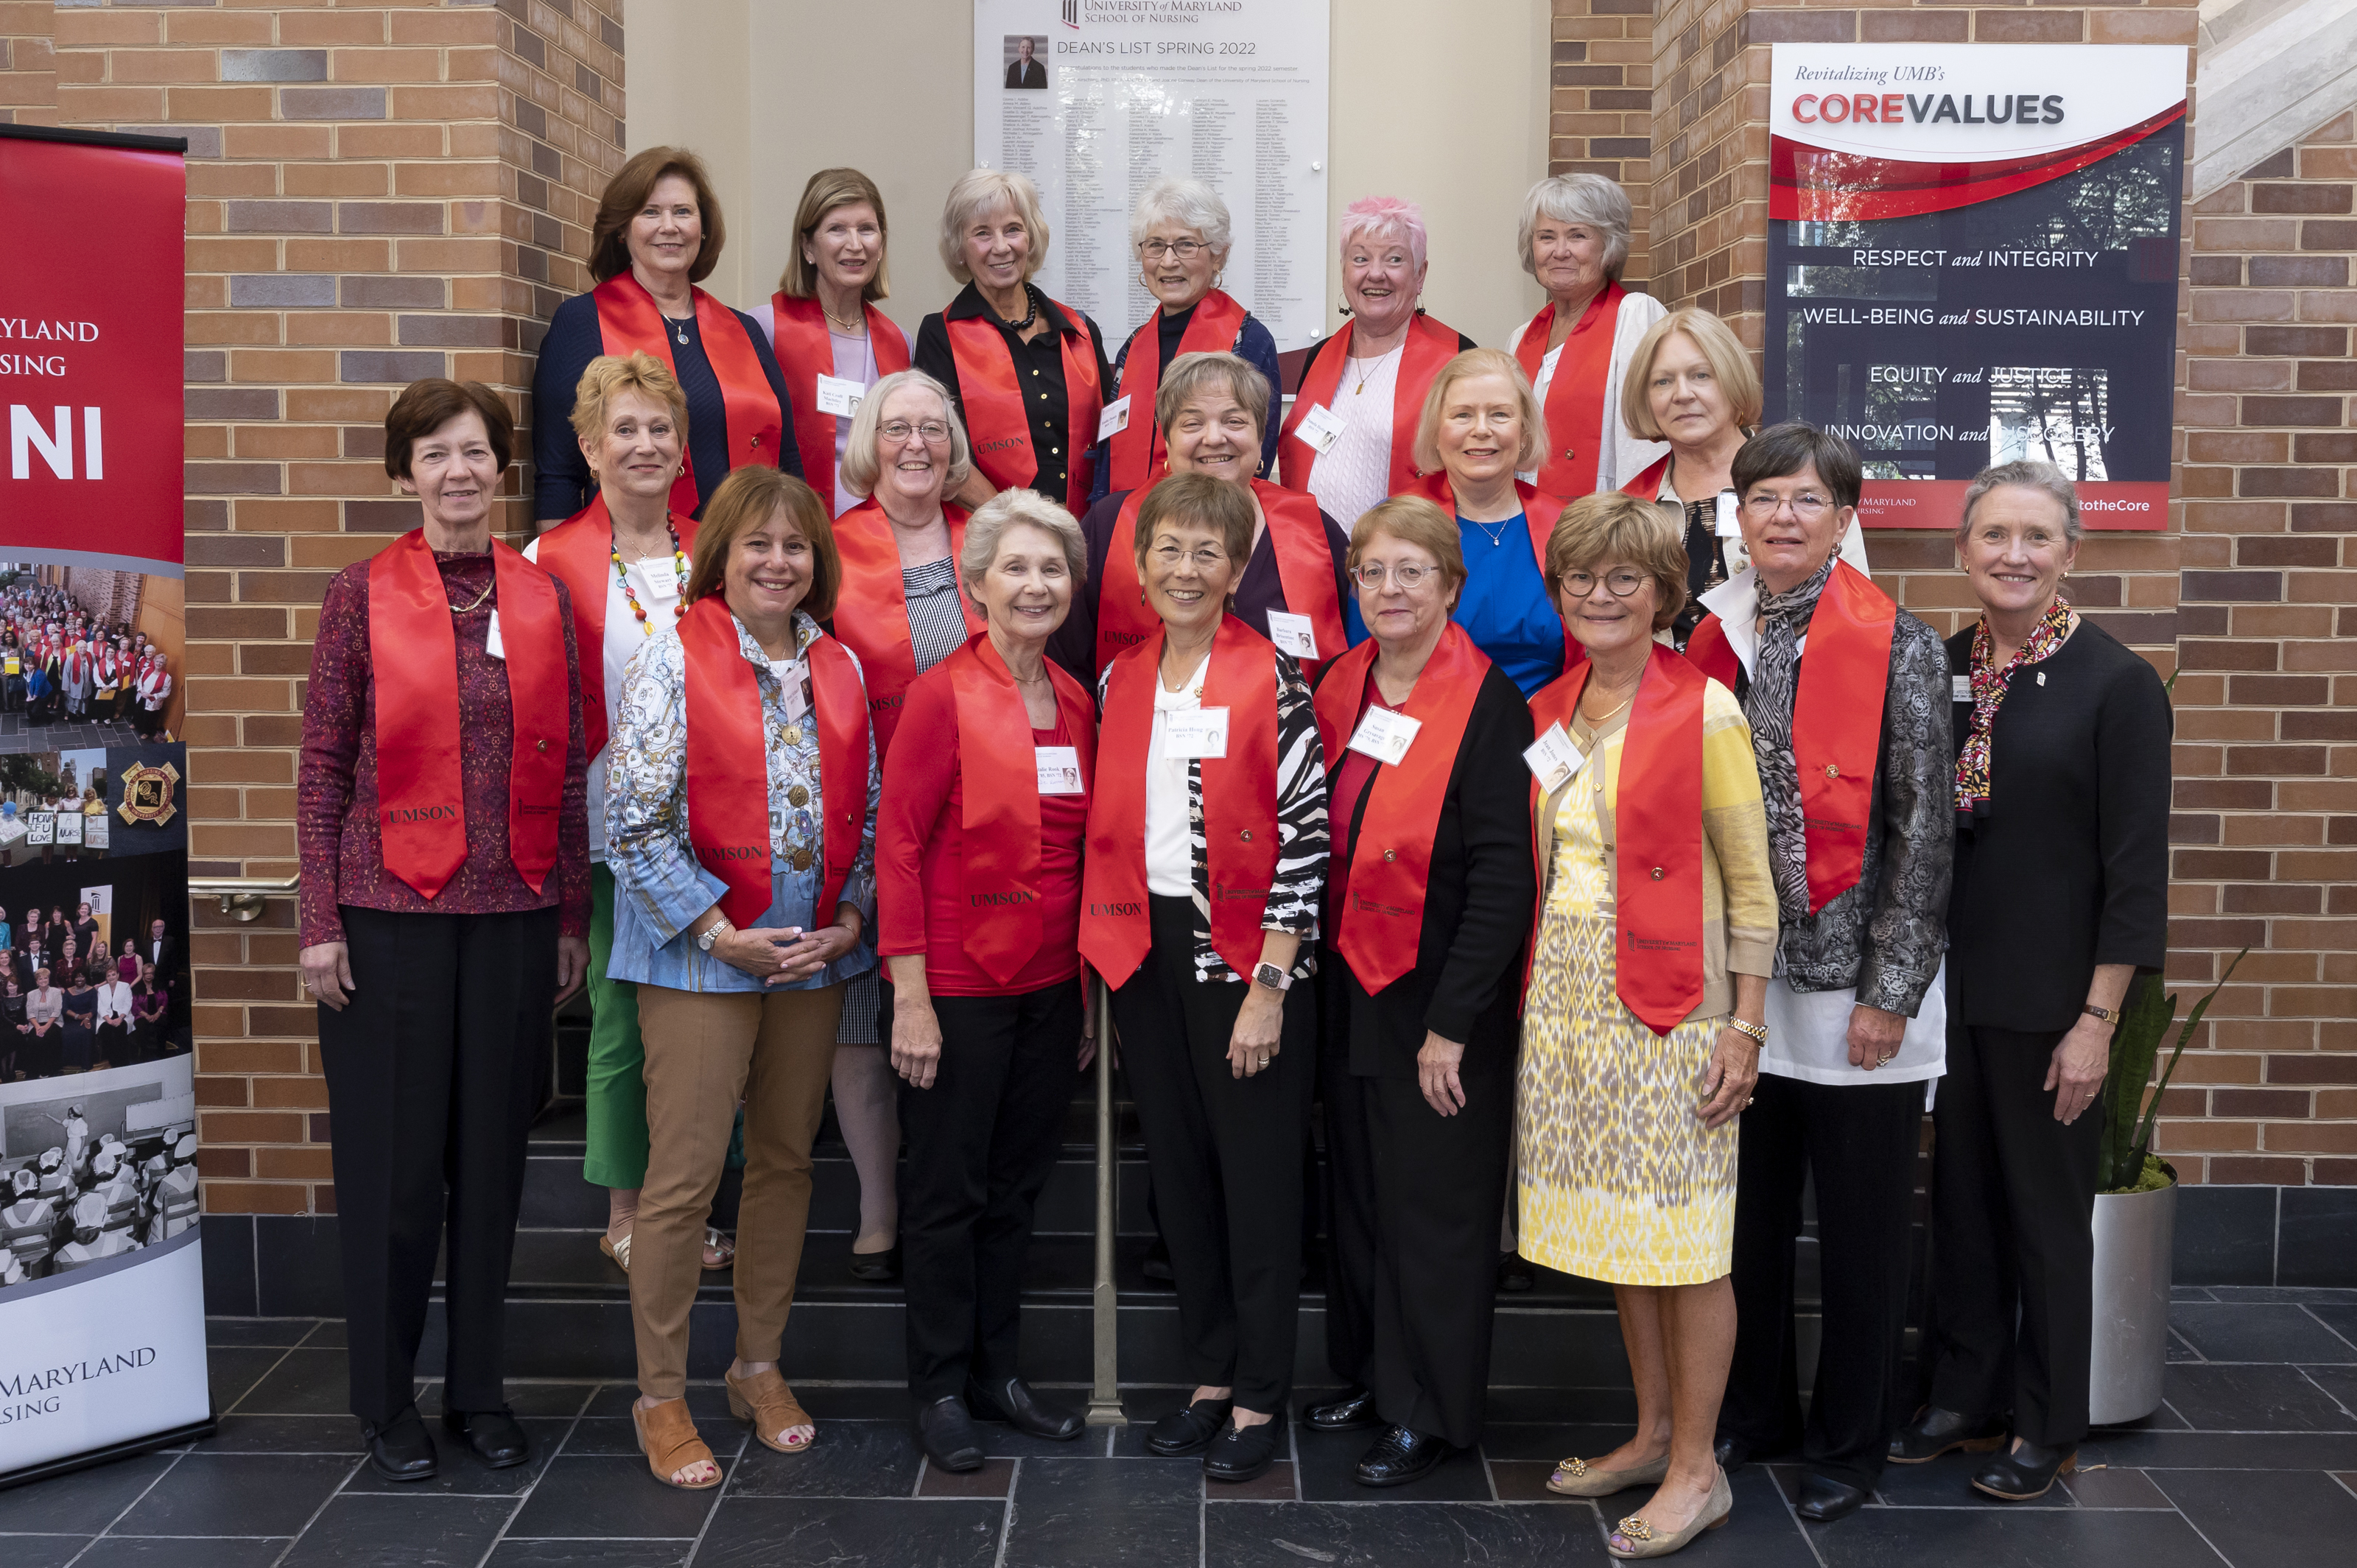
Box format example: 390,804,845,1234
1608,1466,1732,1559
1548,1451,1671,1497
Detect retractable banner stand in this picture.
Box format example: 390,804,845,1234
0,124,209,1486
1765,44,2190,530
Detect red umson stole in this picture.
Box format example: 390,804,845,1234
1526,644,1706,1036
532,495,700,762
1081,615,1281,983
1513,282,1625,499
678,597,869,929
1410,473,1584,672
1311,621,1490,992
1276,312,1461,496
946,298,1102,513
1105,289,1248,493
944,633,1098,985
1620,452,1671,499
1685,559,1897,912
594,271,784,516
829,500,984,760
1094,478,1345,679
770,293,912,504
368,530,567,899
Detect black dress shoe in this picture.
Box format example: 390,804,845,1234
1971,1439,2076,1501
1888,1405,2007,1466
362,1406,438,1483
1204,1409,1286,1484
964,1375,1083,1441
441,1407,531,1469
1142,1238,1176,1284
1146,1397,1233,1457
847,1242,902,1282
1496,1252,1536,1293
1713,1433,1750,1474
1353,1424,1450,1488
1304,1386,1379,1432
1795,1471,1869,1521
916,1395,984,1473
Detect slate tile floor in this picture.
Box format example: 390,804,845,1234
4,1287,2353,1567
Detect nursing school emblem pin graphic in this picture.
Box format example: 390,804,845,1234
116,759,180,826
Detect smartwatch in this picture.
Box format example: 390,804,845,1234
1252,963,1293,992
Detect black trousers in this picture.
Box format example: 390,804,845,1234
1720,1070,1922,1488
1928,1023,2101,1447
891,977,1081,1402
1321,1019,1512,1450
1113,897,1315,1412
317,904,555,1428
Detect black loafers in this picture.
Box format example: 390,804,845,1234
847,1242,902,1282
1496,1252,1536,1293
1971,1439,2076,1501
1354,1424,1450,1488
441,1406,531,1469
964,1375,1083,1441
916,1395,984,1473
1712,1433,1751,1474
1147,1397,1233,1458
1888,1405,2008,1466
1204,1409,1286,1485
1795,1471,1869,1521
1304,1386,1379,1433
363,1406,438,1483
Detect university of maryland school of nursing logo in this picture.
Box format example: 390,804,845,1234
116,759,180,827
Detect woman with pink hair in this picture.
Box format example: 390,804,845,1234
1275,197,1474,534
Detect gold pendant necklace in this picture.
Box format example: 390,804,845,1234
447,578,494,614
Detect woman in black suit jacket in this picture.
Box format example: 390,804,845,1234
1304,494,1536,1488
1891,461,2171,1503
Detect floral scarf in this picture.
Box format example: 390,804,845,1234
1953,597,2073,813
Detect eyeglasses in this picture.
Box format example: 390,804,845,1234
1349,562,1438,590
1151,545,1229,570
879,420,952,444
1558,569,1651,599
1742,491,1834,519
1139,239,1206,261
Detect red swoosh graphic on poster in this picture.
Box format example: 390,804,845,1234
1771,103,2186,222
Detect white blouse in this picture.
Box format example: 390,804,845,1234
1305,346,1402,536
1143,655,1210,897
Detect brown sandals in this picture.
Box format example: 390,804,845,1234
632,1397,720,1490
726,1366,816,1455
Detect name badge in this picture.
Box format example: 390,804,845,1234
1346,706,1421,766
1036,745,1085,795
637,558,681,600
1097,395,1131,441
772,661,809,721
1522,722,1587,794
1715,491,1743,539
1296,403,1346,455
1265,610,1319,660
1952,675,1973,703
814,373,865,418
485,610,506,661
1164,706,1229,760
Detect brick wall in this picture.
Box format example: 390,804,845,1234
1553,0,1658,288
0,0,55,122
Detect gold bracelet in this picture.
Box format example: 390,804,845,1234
1726,1017,1768,1047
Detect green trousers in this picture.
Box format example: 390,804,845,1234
583,862,649,1189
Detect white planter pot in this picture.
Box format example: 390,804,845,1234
2088,1165,2177,1426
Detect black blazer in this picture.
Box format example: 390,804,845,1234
1005,58,1047,88
1945,618,2171,1031
1320,662,1536,1079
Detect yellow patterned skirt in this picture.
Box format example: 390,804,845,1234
1516,856,1738,1287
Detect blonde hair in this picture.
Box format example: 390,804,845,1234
569,353,689,449
1347,495,1466,609
780,167,891,300
1156,351,1269,444
837,370,973,499
1620,308,1762,442
938,169,1049,284
685,468,840,619
1545,491,1687,633
1412,348,1546,475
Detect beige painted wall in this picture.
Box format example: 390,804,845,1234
626,0,1552,349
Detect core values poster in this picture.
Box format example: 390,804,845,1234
1766,44,2189,530
974,0,1330,351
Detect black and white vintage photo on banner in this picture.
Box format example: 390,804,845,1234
0,1053,197,1292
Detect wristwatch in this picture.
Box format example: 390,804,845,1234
2082,1002,2120,1024
695,918,734,954
1252,962,1293,992
1727,1017,1768,1046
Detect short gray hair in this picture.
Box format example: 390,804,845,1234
1156,351,1268,442
938,168,1049,284
959,488,1087,611
1128,176,1232,258
1517,173,1631,281
838,370,973,499
1959,460,2082,545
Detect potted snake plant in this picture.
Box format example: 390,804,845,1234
2088,948,2244,1424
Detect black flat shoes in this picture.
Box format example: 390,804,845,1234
1794,1471,1869,1521
1304,1386,1379,1433
442,1406,531,1469
964,1375,1083,1441
1888,1405,2007,1466
916,1395,984,1472
363,1406,437,1483
1147,1397,1233,1458
1204,1410,1286,1484
1971,1439,2076,1501
847,1243,902,1282
1354,1424,1450,1488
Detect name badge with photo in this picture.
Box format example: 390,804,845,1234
770,661,809,721
1163,706,1229,760
1715,491,1743,540
1036,744,1086,795
1097,395,1131,440
1346,706,1421,767
636,558,681,600
1953,675,1973,704
814,373,865,418
485,610,505,661
1296,403,1346,455
1265,610,1318,660
1522,721,1587,795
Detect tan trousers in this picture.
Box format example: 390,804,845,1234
631,982,843,1399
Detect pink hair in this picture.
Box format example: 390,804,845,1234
1338,195,1427,273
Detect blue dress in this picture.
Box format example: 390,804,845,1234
1342,512,1565,697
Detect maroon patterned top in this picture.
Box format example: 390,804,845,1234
298,549,591,948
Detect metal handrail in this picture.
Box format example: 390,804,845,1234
1085,984,1126,1426
188,875,299,923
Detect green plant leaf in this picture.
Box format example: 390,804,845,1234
2101,973,2175,1192
2133,948,2247,1166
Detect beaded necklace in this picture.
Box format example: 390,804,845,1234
612,519,689,632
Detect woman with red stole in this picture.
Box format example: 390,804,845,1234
770,167,910,517
1518,493,1776,1558
1050,352,1349,684
603,467,882,1490
818,368,986,1285
298,379,591,1486
875,490,1097,1476
1082,476,1327,1486
914,169,1112,516
1276,197,1474,527
532,146,801,524
1303,496,1535,1488
1503,174,1668,500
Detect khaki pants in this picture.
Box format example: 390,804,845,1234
631,982,843,1399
